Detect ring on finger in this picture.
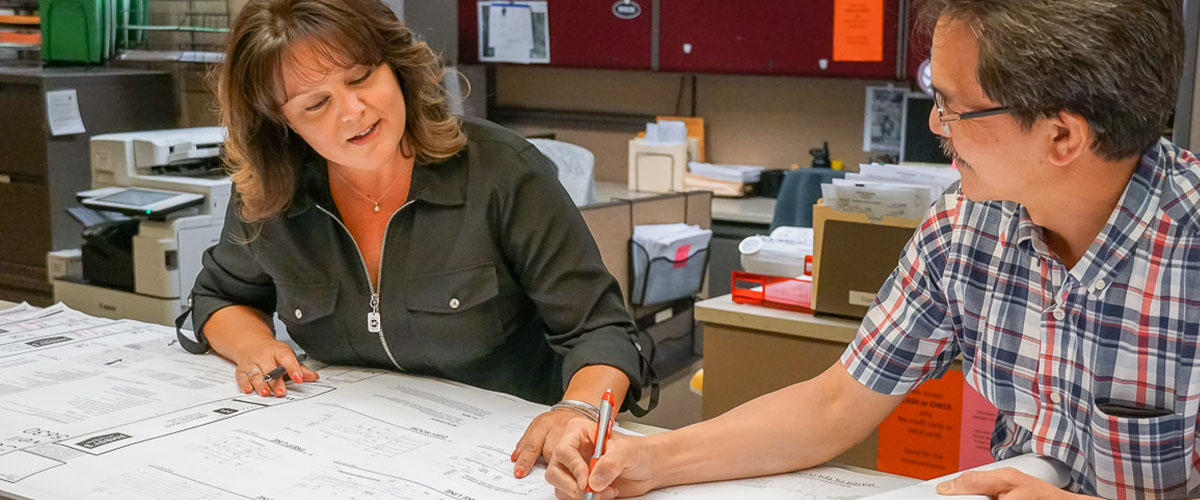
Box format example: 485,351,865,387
247,367,262,376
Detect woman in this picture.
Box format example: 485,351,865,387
179,0,648,478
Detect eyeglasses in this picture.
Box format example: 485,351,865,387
933,91,1012,136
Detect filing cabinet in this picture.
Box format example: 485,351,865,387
0,67,176,305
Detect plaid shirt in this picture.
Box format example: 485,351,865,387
841,138,1200,498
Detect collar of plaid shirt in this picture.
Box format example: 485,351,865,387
842,138,1200,498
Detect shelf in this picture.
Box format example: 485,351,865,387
0,41,37,50
0,32,38,45
0,14,36,24
123,24,228,33
117,49,223,63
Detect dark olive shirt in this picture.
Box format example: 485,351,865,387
186,118,644,405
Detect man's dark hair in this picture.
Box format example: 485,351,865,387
918,0,1184,160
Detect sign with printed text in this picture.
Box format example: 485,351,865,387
876,370,998,479
833,0,884,62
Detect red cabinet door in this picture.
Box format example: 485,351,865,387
657,0,902,78
458,0,653,70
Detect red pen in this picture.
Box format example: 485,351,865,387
584,389,616,500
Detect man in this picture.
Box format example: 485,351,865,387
543,0,1193,498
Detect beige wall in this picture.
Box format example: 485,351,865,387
172,63,902,178
111,63,221,128
492,65,901,182
181,68,222,127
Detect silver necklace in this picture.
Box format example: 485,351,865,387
329,164,406,213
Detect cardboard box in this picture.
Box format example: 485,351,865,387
811,201,921,318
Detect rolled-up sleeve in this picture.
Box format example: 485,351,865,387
186,194,277,352
497,145,645,404
840,187,962,395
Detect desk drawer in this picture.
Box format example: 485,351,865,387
0,175,50,268
0,83,48,178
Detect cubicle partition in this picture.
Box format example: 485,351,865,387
580,191,713,378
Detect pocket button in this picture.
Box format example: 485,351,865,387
294,308,303,319
449,298,460,309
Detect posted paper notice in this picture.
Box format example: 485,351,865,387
45,89,86,136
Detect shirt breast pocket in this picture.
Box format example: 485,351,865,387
275,281,340,344
1088,399,1187,498
405,263,505,365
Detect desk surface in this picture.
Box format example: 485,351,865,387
695,294,863,344
594,181,776,225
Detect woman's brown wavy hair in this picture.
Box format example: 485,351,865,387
219,0,466,222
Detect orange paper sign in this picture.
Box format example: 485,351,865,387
876,372,964,479
833,0,884,62
876,370,1000,479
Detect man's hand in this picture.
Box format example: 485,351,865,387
937,468,1090,499
543,418,657,499
510,408,593,478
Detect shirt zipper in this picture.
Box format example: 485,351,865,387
315,199,415,372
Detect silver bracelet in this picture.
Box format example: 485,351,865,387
551,399,600,420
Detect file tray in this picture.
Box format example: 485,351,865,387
629,240,709,306
730,271,812,313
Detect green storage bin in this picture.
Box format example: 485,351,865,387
41,0,105,63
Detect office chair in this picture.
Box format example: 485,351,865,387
770,168,846,229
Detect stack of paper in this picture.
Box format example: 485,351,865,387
685,162,765,197
644,119,689,145
821,163,961,222
687,162,764,183
633,223,713,262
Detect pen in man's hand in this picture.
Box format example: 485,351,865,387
262,354,307,383
584,389,617,500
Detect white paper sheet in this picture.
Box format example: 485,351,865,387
821,183,931,222
479,1,550,64
44,89,86,136
652,466,919,499
633,223,712,260
688,162,765,183
859,454,1072,499
0,304,922,500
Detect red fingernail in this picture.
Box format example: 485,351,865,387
243,386,252,393
514,467,524,478
292,372,302,383
275,388,284,397
260,388,269,396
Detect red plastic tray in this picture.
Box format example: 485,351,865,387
730,271,813,313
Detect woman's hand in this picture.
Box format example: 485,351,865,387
511,365,631,478
233,339,319,397
510,408,591,478
543,418,657,499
